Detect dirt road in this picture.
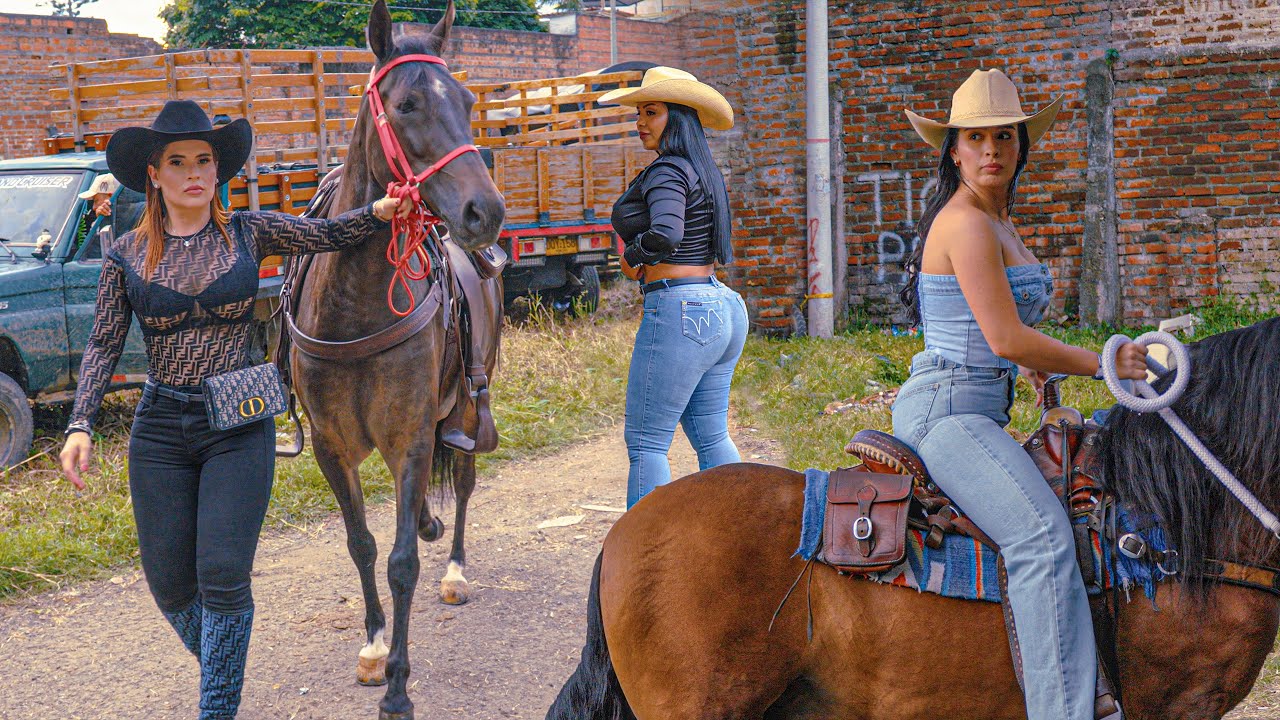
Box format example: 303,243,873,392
0,423,1274,719
0,426,779,720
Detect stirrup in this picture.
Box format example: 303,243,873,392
1095,665,1123,720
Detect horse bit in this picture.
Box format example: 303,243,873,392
365,53,480,316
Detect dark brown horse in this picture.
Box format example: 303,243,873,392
549,318,1280,719
287,2,504,719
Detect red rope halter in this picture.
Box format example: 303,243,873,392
365,54,479,316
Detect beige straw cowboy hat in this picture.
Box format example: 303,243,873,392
905,69,1064,150
598,66,734,131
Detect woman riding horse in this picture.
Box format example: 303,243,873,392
894,68,1147,719
58,100,408,719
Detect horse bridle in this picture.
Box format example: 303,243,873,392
366,54,479,199
365,53,479,316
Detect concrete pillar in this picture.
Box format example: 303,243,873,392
1081,58,1120,325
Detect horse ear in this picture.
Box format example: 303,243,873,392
368,0,394,62
427,0,454,49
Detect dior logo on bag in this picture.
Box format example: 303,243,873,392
238,396,267,418
202,363,288,431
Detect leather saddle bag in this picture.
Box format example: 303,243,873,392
823,467,913,574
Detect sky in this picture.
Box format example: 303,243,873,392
0,0,169,42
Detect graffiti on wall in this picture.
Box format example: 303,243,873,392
855,171,937,285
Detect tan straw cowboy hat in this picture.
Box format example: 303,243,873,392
905,69,1064,150
598,66,734,131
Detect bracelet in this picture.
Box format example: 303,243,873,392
64,426,90,439
1091,352,1105,381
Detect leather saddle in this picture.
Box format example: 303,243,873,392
275,165,505,455
827,376,1121,719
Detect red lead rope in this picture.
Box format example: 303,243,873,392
366,54,480,316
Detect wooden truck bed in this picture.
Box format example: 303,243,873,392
45,49,652,222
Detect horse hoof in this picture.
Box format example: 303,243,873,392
356,655,387,687
418,516,445,542
440,578,470,605
378,705,414,720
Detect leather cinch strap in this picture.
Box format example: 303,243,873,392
287,281,444,361
1201,559,1280,596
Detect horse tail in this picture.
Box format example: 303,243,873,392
431,440,456,500
546,552,634,720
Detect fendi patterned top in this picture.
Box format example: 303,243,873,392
68,205,389,432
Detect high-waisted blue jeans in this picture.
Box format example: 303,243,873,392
892,351,1096,720
625,277,748,508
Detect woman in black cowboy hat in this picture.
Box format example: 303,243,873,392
57,100,409,720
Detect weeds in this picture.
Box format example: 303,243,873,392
732,297,1277,471
4,290,1271,601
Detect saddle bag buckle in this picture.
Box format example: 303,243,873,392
852,516,874,541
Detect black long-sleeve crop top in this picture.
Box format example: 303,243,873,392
610,155,716,267
67,204,389,433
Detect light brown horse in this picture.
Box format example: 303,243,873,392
287,2,504,719
549,318,1280,719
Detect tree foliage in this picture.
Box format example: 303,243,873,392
161,0,543,49
44,0,98,17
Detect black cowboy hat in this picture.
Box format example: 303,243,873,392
105,100,253,194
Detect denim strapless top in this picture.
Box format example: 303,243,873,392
918,263,1053,369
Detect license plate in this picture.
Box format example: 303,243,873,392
546,237,576,256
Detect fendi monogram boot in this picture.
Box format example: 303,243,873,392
161,598,203,657
199,607,254,720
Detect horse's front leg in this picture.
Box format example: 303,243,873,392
440,449,476,605
378,446,431,720
312,443,389,687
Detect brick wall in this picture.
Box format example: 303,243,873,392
674,0,1280,331
448,14,684,78
567,13,687,74
0,13,159,159
1108,45,1280,320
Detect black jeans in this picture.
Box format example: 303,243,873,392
128,384,275,615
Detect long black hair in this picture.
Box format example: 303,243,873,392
658,102,733,265
898,123,1031,324
1100,318,1280,597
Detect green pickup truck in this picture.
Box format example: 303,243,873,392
0,153,280,469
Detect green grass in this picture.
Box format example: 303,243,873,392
2,289,1272,601
0,282,642,601
733,297,1278,471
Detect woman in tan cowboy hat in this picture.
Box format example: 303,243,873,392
598,66,748,508
892,69,1148,720
57,100,409,720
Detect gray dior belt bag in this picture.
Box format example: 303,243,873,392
202,362,288,431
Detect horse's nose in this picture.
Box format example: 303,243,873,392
461,195,504,240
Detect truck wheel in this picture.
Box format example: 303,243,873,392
0,372,34,471
569,265,600,316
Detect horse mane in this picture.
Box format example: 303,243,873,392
1099,317,1280,593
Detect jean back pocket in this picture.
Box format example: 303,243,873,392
680,298,725,346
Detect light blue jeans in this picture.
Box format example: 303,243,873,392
625,277,748,508
892,351,1096,720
